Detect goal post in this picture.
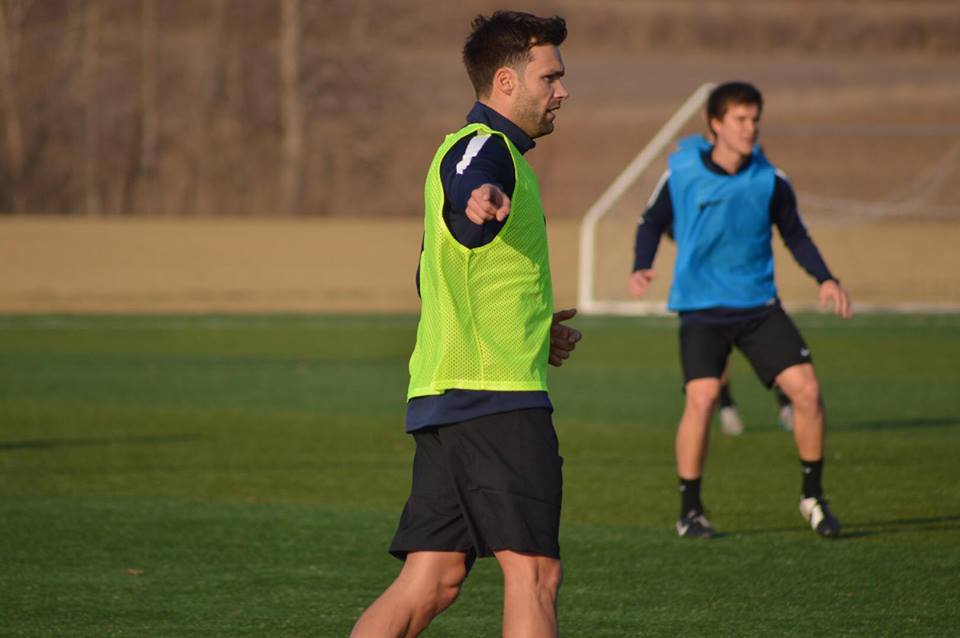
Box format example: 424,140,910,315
575,82,960,316
577,83,715,316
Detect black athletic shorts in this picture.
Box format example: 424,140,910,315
680,306,812,387
389,408,563,565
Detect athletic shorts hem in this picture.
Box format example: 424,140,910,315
388,409,562,564
679,307,812,387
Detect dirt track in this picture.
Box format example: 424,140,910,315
2,217,958,313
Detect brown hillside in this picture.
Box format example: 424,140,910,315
0,1,958,219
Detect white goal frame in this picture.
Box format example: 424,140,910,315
577,83,715,316
575,84,960,316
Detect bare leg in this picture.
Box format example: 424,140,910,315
350,551,467,638
717,367,745,435
774,363,823,461
496,550,563,638
677,377,722,479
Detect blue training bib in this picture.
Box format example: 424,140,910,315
666,135,778,312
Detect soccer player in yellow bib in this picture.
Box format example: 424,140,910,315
351,11,580,638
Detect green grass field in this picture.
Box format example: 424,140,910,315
2,313,958,637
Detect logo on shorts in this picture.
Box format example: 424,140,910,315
800,348,811,357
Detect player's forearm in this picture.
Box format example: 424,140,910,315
633,223,662,271
633,188,672,271
770,176,835,283
786,237,835,284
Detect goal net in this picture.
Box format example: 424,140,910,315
578,83,960,315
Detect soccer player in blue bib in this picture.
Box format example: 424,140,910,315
630,81,853,539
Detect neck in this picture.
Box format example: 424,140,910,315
479,96,511,122
710,144,749,175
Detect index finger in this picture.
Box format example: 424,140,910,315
495,193,511,222
840,293,853,319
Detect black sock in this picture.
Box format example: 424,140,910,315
719,382,734,408
679,477,704,516
801,458,824,499
774,384,791,408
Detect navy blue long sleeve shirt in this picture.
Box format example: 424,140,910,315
406,103,552,432
633,149,836,324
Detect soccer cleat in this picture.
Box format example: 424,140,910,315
799,496,841,538
676,510,717,539
778,404,795,432
719,406,745,436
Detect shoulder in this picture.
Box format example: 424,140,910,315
647,169,672,207
441,131,512,175
769,168,800,219
773,169,796,198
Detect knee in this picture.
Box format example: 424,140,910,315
427,584,461,616
538,560,563,602
401,557,468,620
789,378,821,412
429,561,467,613
520,558,564,603
686,382,721,416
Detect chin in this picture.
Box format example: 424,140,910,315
529,123,553,139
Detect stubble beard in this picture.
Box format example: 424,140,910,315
515,86,553,139
519,103,553,139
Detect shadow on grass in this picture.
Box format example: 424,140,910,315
732,514,960,539
0,434,203,451
835,416,960,431
846,514,960,537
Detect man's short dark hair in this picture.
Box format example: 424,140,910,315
462,11,567,98
706,81,763,135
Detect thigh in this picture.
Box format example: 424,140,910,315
680,322,734,384
736,307,812,387
449,409,563,559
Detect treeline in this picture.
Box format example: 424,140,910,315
0,0,956,216
0,0,430,216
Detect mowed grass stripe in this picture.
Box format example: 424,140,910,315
2,496,956,637
1,314,958,636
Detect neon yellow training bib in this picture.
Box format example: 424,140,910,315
407,123,554,399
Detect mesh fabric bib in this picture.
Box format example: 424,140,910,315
407,123,554,399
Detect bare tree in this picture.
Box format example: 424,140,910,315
279,0,303,215
181,0,226,215
0,0,35,212
138,0,158,213
83,0,101,215
349,0,371,46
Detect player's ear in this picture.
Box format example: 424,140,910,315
493,67,516,97
706,115,720,140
